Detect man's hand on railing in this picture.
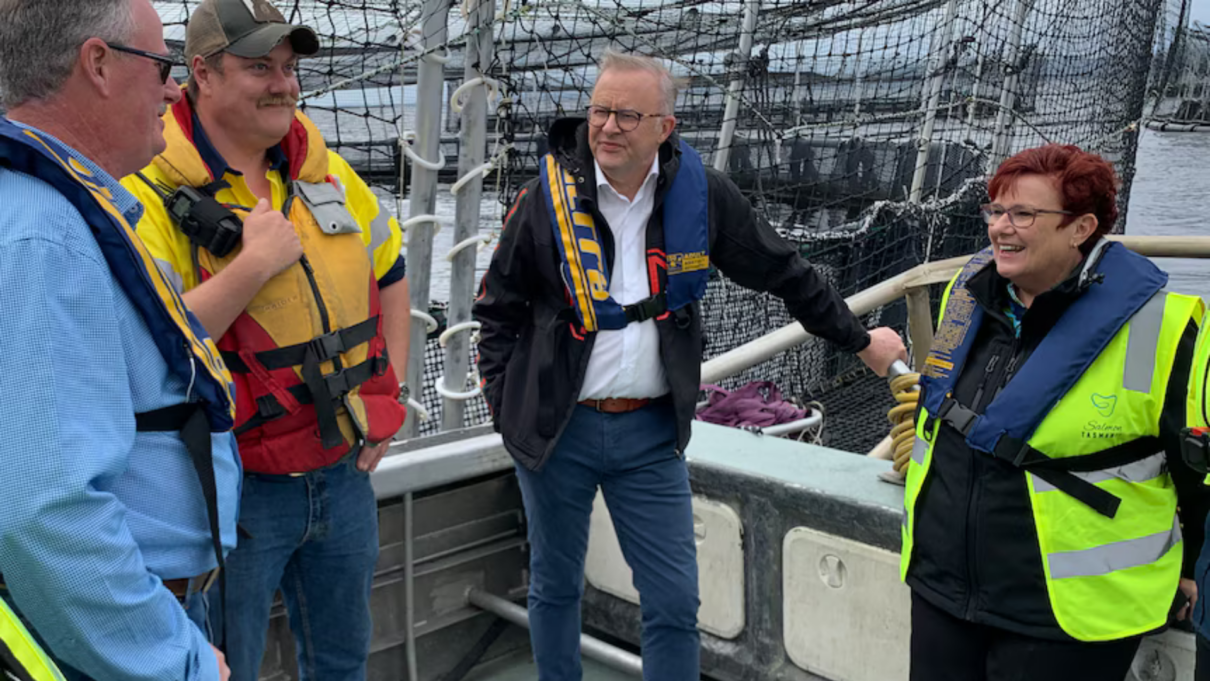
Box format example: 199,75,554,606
857,327,909,378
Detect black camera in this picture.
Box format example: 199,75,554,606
164,186,243,257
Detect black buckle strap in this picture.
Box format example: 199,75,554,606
232,356,386,439
932,397,1146,519
222,316,380,373
135,404,227,653
301,345,343,449
937,397,979,436
990,435,1036,468
986,435,1165,519
622,293,667,325
1030,468,1121,518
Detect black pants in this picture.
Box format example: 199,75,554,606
911,592,1141,681
1196,634,1210,681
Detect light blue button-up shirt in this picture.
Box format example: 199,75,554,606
0,123,240,681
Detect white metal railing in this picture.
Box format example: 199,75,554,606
701,235,1210,386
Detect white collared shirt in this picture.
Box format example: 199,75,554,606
579,155,670,400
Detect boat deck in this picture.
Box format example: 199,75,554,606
464,650,635,681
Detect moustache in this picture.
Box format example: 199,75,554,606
257,97,298,108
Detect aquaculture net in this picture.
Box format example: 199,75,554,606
147,0,1175,447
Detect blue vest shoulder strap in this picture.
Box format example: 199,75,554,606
0,118,234,431
540,138,710,332
922,240,1166,457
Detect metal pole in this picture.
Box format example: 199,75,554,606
395,20,410,236
402,0,450,438
792,42,803,125
963,50,985,141
904,287,934,370
713,0,759,172
404,492,419,680
441,0,495,432
988,0,1035,170
466,589,645,677
853,28,865,118
909,0,960,203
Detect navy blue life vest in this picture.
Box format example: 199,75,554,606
540,138,710,332
921,240,1166,458
0,117,235,430
0,117,237,604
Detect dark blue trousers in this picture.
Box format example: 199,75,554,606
514,400,700,681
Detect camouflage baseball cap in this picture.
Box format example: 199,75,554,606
185,0,320,60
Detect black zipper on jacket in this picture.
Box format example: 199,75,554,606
969,355,999,412
299,256,333,335
963,332,1017,621
284,183,341,371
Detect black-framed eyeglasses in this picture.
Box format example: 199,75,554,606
106,43,182,84
980,203,1074,228
586,105,666,132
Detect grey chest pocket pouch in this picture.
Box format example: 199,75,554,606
295,180,362,236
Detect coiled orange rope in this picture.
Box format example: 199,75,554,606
887,371,921,478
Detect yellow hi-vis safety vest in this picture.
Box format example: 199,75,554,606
0,598,64,681
1185,310,1210,483
902,271,1203,642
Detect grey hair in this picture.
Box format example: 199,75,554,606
0,0,137,109
598,48,682,113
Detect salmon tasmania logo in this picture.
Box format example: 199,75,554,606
1091,393,1117,418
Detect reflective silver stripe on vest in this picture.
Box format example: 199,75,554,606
366,200,393,261
911,436,928,466
1048,516,1181,580
1030,452,1166,494
1122,292,1166,393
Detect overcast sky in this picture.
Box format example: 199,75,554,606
1193,0,1210,26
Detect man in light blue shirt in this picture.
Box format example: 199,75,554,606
0,0,239,679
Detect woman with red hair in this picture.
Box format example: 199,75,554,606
899,144,1210,680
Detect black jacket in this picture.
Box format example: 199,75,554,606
473,119,870,470
907,259,1209,641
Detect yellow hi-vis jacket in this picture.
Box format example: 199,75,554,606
903,248,1202,642
0,598,65,681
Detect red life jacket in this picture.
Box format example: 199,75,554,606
149,98,405,473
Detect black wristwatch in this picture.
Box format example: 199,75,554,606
398,383,411,405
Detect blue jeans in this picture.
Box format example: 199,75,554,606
1,589,210,681
515,400,701,681
1196,511,1210,638
209,453,379,681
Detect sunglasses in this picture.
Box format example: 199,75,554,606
107,43,182,83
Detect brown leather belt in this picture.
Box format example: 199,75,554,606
162,568,221,601
578,397,652,413
0,569,219,603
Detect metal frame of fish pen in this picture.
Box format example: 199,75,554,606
365,234,1210,679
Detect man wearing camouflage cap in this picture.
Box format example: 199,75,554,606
122,0,411,677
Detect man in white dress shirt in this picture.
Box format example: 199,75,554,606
474,49,906,681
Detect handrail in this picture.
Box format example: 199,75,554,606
701,235,1210,385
